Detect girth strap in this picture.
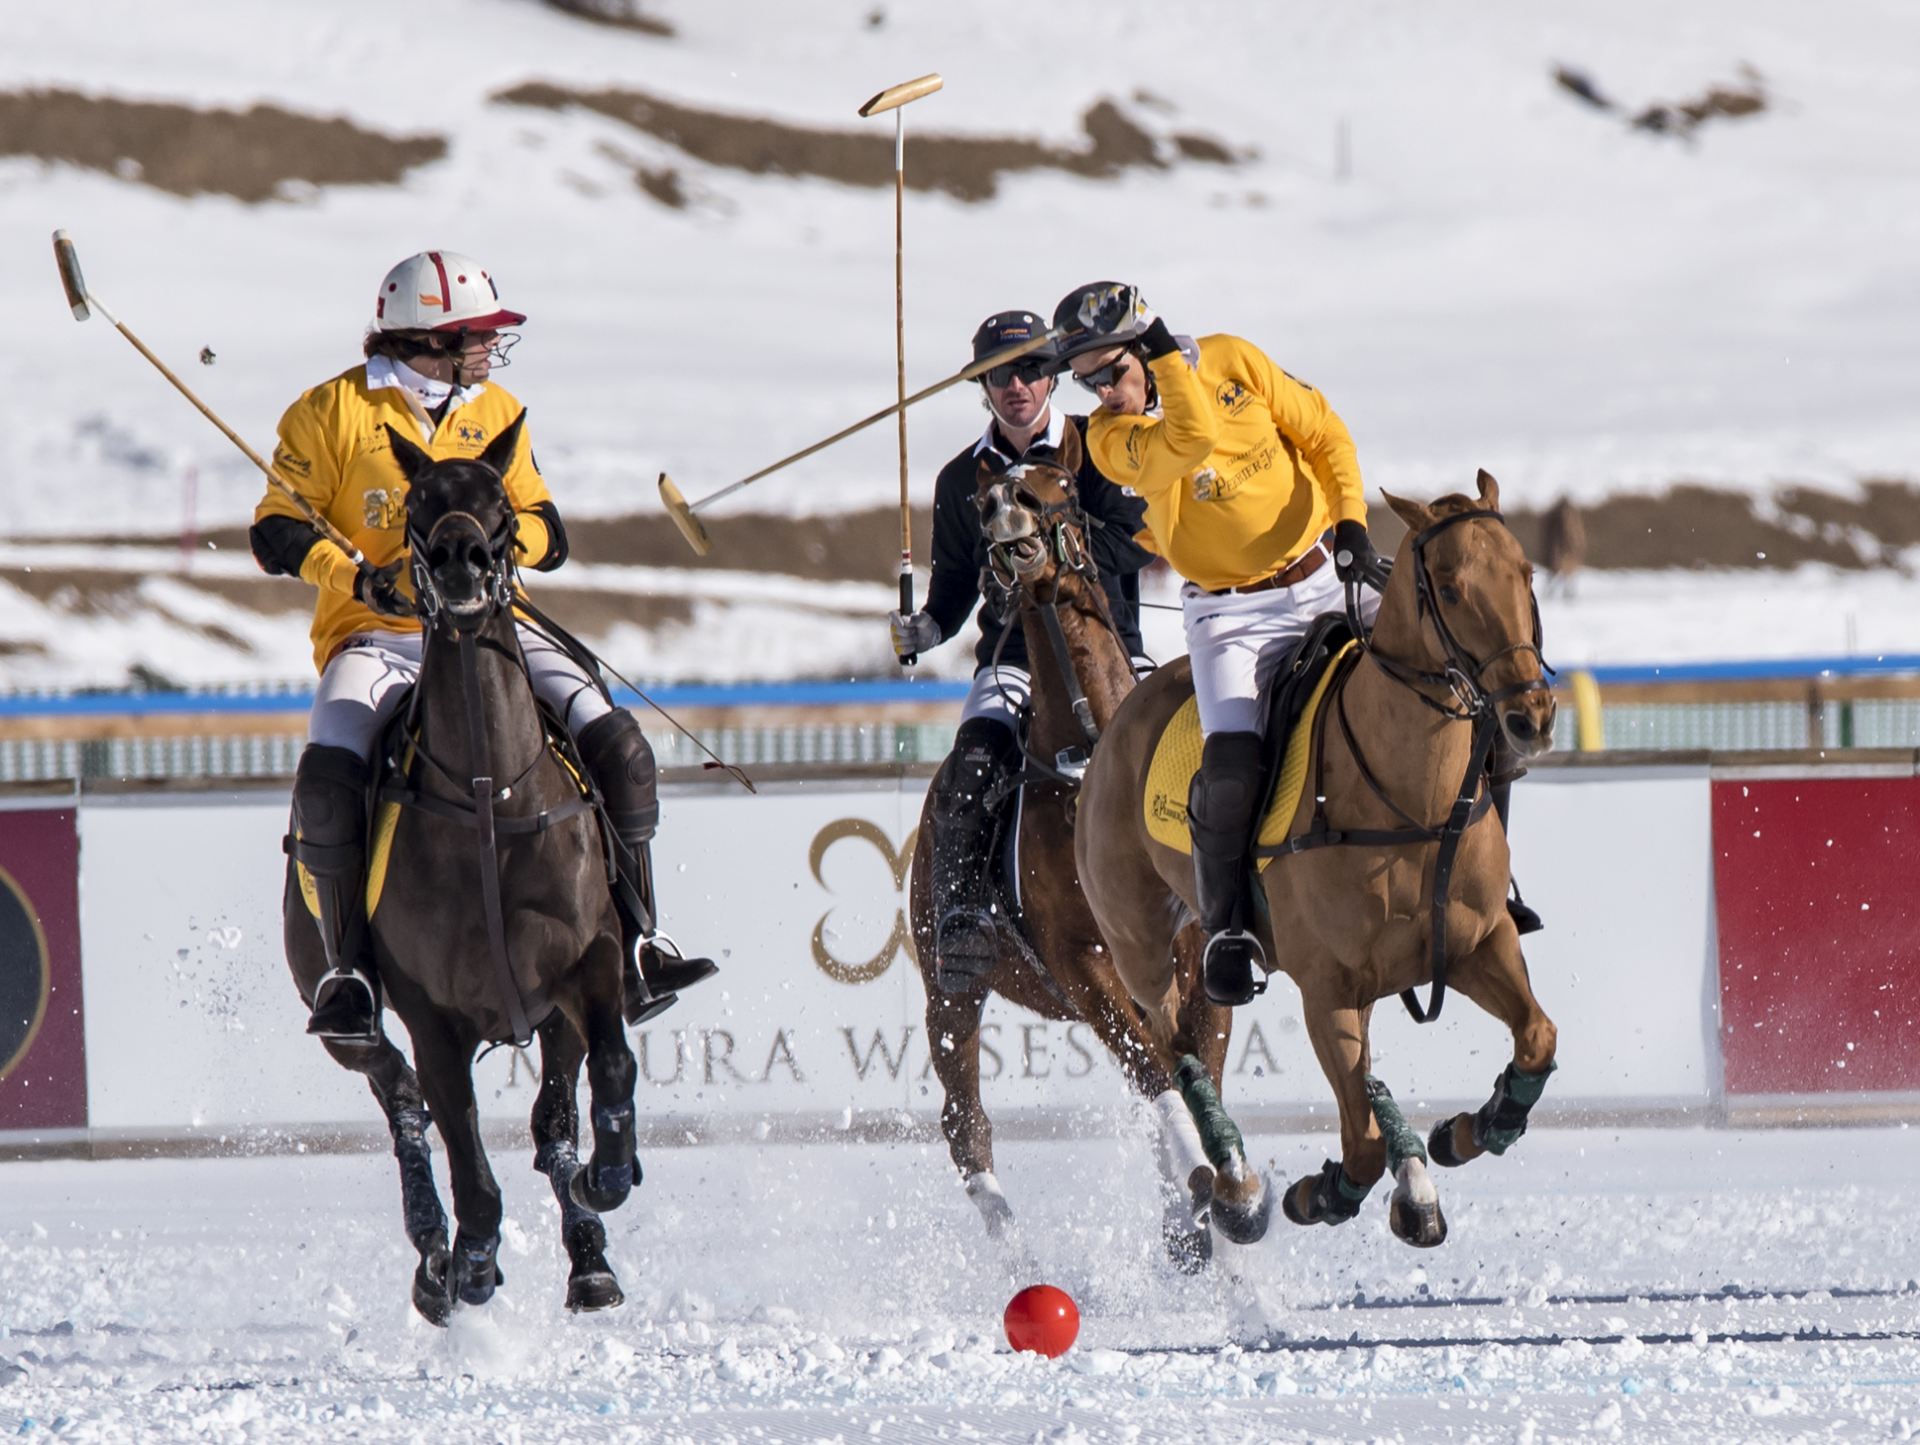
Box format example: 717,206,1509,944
379,784,592,835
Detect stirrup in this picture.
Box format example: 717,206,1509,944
307,967,379,1042
1201,928,1267,1008
640,931,720,996
1506,885,1544,936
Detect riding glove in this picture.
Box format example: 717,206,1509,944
354,559,414,618
1333,520,1390,590
889,609,942,659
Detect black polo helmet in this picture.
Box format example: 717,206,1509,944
1049,281,1152,368
971,310,1052,364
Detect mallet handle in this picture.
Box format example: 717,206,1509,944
688,329,1059,515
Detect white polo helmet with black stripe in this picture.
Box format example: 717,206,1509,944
374,250,526,332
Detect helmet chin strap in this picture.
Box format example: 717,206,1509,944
983,385,1050,442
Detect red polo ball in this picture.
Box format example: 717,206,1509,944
1004,1284,1080,1358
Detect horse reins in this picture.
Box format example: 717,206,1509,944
1262,508,1551,1024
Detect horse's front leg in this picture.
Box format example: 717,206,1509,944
1427,921,1559,1169
924,984,1015,1237
1284,995,1387,1229
409,1013,505,1310
570,932,641,1213
532,1011,623,1312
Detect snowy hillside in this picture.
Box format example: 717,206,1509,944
2,0,1918,684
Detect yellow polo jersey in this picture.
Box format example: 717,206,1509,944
254,366,555,672
1084,334,1365,593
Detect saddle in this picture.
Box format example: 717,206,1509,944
292,688,602,924
1142,612,1358,870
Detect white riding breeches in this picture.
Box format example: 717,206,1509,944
959,665,1031,734
1181,565,1381,738
306,627,614,759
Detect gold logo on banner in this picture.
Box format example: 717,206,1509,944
809,819,918,984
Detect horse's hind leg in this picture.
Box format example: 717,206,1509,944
1428,925,1559,1169
409,1015,505,1308
324,1035,453,1324
532,1012,623,1313
569,934,641,1214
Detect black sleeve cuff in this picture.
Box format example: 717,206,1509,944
524,499,568,572
1139,316,1180,362
249,514,318,578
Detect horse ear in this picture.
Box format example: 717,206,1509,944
1056,419,1083,478
1382,489,1434,534
384,424,433,483
1475,468,1501,510
480,410,526,476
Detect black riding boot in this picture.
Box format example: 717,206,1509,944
1490,778,1544,935
289,744,379,1041
1188,730,1267,1007
929,717,1018,994
577,709,717,1025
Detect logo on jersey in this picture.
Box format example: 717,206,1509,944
1215,379,1253,415
456,421,488,447
362,487,403,530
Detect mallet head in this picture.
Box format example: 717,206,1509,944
858,74,942,117
658,473,713,557
52,230,90,322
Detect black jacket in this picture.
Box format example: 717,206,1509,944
924,412,1152,671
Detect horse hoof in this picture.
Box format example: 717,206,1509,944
964,1172,1014,1239
569,1160,637,1215
1428,1115,1470,1169
567,1270,626,1313
412,1240,453,1328
1387,1158,1448,1249
1209,1174,1273,1246
450,1231,501,1307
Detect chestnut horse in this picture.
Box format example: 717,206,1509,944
908,424,1271,1265
1076,472,1558,1249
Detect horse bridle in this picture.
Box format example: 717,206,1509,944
406,506,519,630
1349,507,1554,723
1264,507,1554,1026
979,466,1120,783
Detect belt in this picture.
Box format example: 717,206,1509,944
1204,532,1334,596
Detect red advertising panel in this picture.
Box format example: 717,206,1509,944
1714,778,1920,1094
0,808,84,1131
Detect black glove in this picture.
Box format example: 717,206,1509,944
1333,520,1389,589
354,559,413,618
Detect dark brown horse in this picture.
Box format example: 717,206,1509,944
908,425,1270,1264
1077,472,1558,1250
283,417,639,1322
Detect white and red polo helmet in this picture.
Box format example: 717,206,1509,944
373,250,526,331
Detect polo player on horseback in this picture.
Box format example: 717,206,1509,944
251,250,714,1041
887,309,1154,989
1054,282,1542,1011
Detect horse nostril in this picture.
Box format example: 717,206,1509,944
1504,711,1538,742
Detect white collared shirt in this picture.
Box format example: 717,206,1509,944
972,405,1067,465
365,353,488,412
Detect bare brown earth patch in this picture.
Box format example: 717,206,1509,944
540,0,673,35
496,83,1231,202
1552,64,1768,141
0,90,446,203
516,588,693,635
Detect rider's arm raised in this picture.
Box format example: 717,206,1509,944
1084,324,1217,504
1237,338,1366,528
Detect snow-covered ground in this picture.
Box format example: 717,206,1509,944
2,0,1919,684
2,1128,1919,1442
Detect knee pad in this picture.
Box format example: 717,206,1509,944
293,745,370,844
577,709,658,840
1188,731,1264,843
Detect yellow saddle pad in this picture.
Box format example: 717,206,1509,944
1143,640,1356,871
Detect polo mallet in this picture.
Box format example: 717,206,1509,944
859,73,942,665
51,229,372,577
656,326,1057,552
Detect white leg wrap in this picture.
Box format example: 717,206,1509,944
964,1171,1013,1235
1395,1156,1439,1207
1153,1090,1214,1199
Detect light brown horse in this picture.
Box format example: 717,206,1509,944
907,425,1270,1265
1076,471,1558,1248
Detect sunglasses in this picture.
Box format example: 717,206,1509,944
982,360,1050,389
1071,356,1131,391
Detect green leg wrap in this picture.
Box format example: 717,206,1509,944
1335,1163,1372,1207
1365,1075,1427,1175
1473,1059,1558,1156
1175,1055,1246,1175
